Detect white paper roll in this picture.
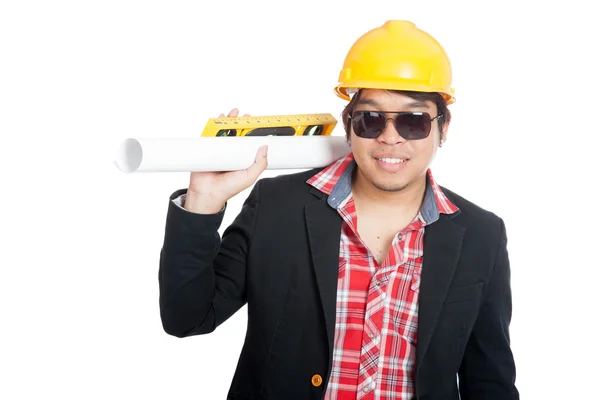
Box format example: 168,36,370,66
114,136,351,173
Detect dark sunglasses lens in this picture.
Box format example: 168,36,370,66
394,113,431,140
396,113,431,140
352,111,386,138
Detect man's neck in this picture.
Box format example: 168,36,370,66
351,169,428,216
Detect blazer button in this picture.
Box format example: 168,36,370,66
311,374,323,387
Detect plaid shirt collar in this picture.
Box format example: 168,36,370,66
306,153,460,224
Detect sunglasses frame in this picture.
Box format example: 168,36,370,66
348,110,443,140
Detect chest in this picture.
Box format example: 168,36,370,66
359,230,395,265
356,214,417,265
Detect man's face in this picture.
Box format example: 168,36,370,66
348,89,447,193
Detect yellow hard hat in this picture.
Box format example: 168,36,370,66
334,20,455,104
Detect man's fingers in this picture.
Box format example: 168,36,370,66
218,109,240,118
246,145,268,180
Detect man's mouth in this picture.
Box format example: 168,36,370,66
377,157,407,164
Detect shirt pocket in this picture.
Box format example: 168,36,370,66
390,275,420,345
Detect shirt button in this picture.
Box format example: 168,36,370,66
363,386,370,393
311,374,323,387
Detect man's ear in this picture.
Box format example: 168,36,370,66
345,114,353,142
441,117,451,142
344,114,351,136
442,109,451,136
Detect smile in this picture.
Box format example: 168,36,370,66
377,157,406,164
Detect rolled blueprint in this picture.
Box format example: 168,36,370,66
114,136,351,173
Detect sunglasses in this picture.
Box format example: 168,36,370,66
349,110,442,140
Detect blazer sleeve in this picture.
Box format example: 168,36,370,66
158,180,261,338
458,218,520,399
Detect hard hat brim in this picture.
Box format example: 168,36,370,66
334,83,455,105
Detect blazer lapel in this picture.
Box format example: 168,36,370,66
416,215,465,369
304,188,342,359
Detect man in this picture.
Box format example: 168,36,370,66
158,20,519,399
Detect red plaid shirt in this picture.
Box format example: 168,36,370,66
306,153,459,399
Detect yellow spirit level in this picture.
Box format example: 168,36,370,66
200,113,338,137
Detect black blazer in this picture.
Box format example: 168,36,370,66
158,167,519,400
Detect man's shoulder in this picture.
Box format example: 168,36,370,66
247,168,327,219
257,167,325,193
439,185,505,232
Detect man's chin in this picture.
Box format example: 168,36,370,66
372,179,410,193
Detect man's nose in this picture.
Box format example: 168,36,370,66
377,118,406,144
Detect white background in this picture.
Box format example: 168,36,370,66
1,0,599,398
